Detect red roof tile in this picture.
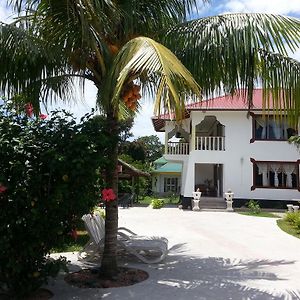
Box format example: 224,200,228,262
152,89,282,131
187,89,269,110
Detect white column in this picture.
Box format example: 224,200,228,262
183,160,195,197
191,118,196,151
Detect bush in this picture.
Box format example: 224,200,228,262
284,212,300,224
151,199,165,209
0,104,112,298
247,200,261,214
165,192,179,203
284,212,300,232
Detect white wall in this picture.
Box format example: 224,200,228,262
165,111,300,200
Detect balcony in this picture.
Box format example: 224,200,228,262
195,136,225,151
166,136,225,155
167,142,190,155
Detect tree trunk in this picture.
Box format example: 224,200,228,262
100,112,119,278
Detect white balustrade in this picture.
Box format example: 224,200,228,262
167,142,189,155
195,136,225,151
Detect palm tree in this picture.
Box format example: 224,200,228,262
1,0,300,277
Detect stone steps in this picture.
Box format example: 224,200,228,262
197,197,226,209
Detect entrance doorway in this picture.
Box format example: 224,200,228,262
194,163,223,197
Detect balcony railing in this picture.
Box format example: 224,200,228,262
195,136,225,151
167,142,190,155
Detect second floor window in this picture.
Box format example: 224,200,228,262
253,115,296,141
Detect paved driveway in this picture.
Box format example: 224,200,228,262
48,207,300,300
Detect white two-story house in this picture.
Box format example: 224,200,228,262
151,89,300,208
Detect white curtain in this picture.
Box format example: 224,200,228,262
270,164,282,187
269,120,281,139
256,117,267,139
283,164,296,188
257,163,269,186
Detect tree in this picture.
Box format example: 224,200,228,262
136,135,164,163
1,0,300,278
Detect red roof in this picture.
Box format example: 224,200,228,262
152,89,280,132
187,89,270,110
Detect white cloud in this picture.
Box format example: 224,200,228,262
220,0,300,15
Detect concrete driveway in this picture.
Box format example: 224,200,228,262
48,207,300,300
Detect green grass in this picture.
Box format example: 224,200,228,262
238,211,279,218
137,195,179,206
51,230,89,253
277,219,300,239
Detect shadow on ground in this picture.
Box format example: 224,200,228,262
47,245,300,300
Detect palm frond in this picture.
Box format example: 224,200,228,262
108,37,201,120
258,49,300,126
0,23,79,110
164,13,300,99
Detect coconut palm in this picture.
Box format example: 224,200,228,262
1,0,300,277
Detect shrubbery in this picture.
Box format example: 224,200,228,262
284,212,300,232
247,200,261,214
151,199,165,209
0,103,112,298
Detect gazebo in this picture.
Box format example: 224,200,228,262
117,159,150,203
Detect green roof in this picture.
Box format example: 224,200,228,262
152,162,182,174
153,157,168,164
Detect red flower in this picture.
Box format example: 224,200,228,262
0,185,7,193
25,103,33,117
39,114,48,120
102,188,116,202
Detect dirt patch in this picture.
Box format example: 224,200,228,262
65,267,149,288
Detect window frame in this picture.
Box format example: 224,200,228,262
250,113,297,143
163,177,179,193
250,158,300,191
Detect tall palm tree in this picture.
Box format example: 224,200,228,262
1,0,300,277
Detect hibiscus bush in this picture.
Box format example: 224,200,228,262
0,102,115,298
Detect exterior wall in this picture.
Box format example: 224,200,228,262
152,173,181,195
164,110,300,201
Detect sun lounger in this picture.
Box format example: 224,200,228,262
78,214,168,263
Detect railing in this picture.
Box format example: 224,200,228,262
167,142,190,155
195,136,225,151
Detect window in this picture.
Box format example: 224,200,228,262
252,115,296,141
251,159,299,190
164,177,179,193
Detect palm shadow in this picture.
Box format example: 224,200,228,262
47,245,300,300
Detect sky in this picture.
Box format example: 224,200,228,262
0,1,300,142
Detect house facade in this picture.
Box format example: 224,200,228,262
152,90,300,208
151,157,182,196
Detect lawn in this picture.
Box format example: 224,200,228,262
265,211,300,240
51,230,89,253
238,211,279,218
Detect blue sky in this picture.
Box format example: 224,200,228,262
0,1,300,141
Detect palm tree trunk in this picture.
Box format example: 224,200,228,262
101,111,119,278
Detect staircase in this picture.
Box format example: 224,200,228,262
198,197,226,210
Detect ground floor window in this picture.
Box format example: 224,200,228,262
164,177,179,193
251,159,299,190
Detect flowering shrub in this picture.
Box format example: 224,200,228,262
102,188,117,202
0,103,114,298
